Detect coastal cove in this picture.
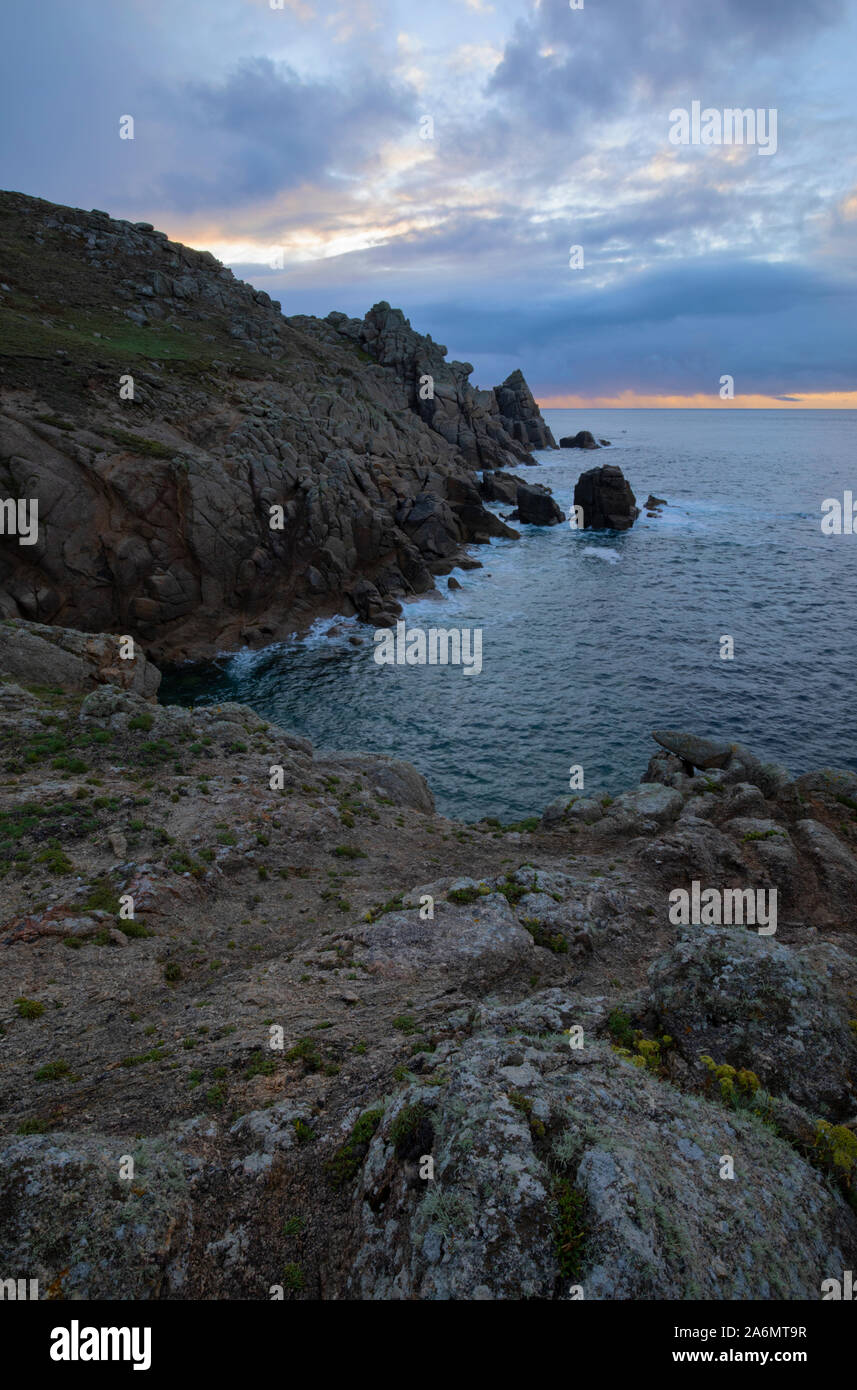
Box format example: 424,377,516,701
161,407,857,822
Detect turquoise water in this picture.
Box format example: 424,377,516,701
161,409,857,821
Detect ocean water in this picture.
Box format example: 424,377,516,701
160,409,857,822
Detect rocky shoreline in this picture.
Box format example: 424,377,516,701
2,195,855,1302
1,621,856,1299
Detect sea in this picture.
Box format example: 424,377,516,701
160,408,857,822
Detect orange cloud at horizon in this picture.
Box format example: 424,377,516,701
538,391,857,409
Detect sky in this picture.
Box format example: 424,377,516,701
2,0,857,406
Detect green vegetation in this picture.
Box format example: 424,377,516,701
392,1014,418,1034
447,883,488,904
15,996,45,1020
35,1060,73,1082
324,1108,384,1188
699,1054,762,1108
105,428,180,459
16,1117,52,1134
284,1038,322,1072
814,1121,857,1205
120,1047,165,1068
389,1100,431,1158
362,894,404,922
81,877,120,913
606,1008,635,1049
520,918,568,954
508,1089,546,1140
497,874,527,906
552,1178,587,1280
245,1050,276,1079
282,1264,305,1292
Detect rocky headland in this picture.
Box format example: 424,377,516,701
0,193,557,661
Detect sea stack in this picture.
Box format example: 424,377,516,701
573,463,639,531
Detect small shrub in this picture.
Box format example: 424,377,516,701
15,996,45,1020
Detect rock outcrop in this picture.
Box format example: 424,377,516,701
573,463,639,531
513,482,564,526
0,194,552,660
0,617,160,696
559,430,600,450
1,659,856,1301
479,470,527,506
493,369,557,451
312,303,556,467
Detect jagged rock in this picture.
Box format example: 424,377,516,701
513,483,564,526
644,494,667,509
479,470,526,506
492,369,557,451
349,1015,856,1299
573,464,639,531
794,819,857,904
323,302,554,469
319,752,435,813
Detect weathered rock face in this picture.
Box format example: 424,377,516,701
493,369,557,451
0,618,160,696
513,482,564,526
314,303,556,467
648,927,857,1118
559,430,599,450
480,469,528,505
573,463,639,531
0,195,549,660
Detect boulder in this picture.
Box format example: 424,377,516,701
560,431,599,450
648,927,857,1117
573,464,639,531
651,730,733,772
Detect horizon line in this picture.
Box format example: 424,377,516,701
537,392,857,409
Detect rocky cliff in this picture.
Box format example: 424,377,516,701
0,192,555,660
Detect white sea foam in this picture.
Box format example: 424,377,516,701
581,547,620,563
